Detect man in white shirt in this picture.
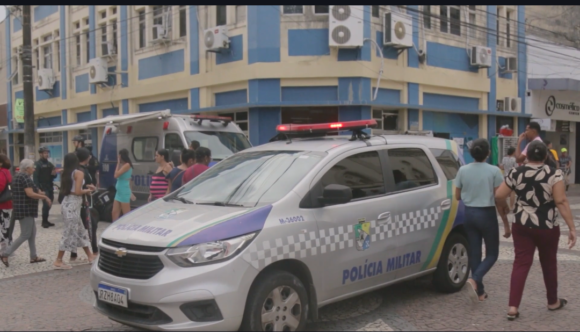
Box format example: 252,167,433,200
515,121,543,164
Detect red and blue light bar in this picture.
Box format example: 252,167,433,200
276,119,377,134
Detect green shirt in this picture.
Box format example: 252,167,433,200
454,162,503,207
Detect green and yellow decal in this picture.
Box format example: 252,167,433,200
421,139,461,270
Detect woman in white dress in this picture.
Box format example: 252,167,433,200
53,153,97,270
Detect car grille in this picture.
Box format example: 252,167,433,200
98,249,164,280
95,292,173,325
101,238,166,252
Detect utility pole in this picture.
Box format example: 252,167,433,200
22,5,36,161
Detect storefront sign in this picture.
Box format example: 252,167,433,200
13,98,24,123
531,118,556,131
531,90,580,122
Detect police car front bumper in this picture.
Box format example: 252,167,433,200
90,251,259,331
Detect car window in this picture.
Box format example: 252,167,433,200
320,151,385,200
132,137,158,161
184,131,252,161
388,148,437,191
430,148,460,180
165,133,184,151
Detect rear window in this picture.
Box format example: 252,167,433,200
132,137,158,161
430,148,461,180
387,148,438,191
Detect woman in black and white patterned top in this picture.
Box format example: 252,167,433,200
496,140,577,320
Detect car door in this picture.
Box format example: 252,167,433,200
306,147,399,302
383,145,448,280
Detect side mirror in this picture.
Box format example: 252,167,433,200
318,184,352,206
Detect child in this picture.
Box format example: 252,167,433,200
500,146,517,211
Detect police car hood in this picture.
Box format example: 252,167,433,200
101,200,273,248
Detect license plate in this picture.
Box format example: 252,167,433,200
98,283,128,308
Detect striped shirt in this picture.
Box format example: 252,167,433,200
150,171,169,200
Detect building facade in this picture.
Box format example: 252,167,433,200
5,5,529,165
526,5,580,184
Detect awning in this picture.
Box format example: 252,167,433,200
528,78,580,92
37,110,171,133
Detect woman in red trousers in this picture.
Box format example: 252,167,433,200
496,140,577,320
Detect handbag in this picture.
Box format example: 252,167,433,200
0,171,12,203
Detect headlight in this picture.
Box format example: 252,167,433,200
166,232,256,267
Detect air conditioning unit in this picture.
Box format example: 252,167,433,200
383,12,413,49
37,68,54,90
329,5,364,48
102,41,116,56
88,57,108,84
505,56,517,73
204,26,230,51
152,25,168,41
470,46,492,68
504,97,521,113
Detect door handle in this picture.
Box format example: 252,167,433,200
441,199,451,211
377,212,391,224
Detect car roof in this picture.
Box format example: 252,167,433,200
244,134,456,154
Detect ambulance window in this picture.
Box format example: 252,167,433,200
165,133,184,151
320,151,385,200
132,137,158,161
430,148,460,180
388,148,437,191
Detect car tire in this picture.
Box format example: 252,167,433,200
241,270,309,332
432,232,470,293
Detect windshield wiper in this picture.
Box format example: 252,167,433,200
196,202,245,207
167,197,194,204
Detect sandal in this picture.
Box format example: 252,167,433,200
479,292,488,301
466,279,479,303
0,255,8,267
548,298,568,311
30,257,46,264
53,262,72,270
507,312,519,321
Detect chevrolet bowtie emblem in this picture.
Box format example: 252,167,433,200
115,248,127,258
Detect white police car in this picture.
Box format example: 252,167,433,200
90,119,469,331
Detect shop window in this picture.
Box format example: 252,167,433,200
281,107,338,124
496,116,515,135
388,148,438,191
283,6,303,15
78,129,92,146
373,110,402,132
314,6,329,14
216,5,227,26
218,111,249,136
39,132,63,144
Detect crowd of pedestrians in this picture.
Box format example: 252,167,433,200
0,135,211,271
456,121,577,320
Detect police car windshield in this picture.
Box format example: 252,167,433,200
177,150,325,207
184,131,251,160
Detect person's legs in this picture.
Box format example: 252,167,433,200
3,217,35,257
464,207,483,292
27,217,38,260
112,200,121,222
42,187,54,227
7,211,15,245
509,223,536,311
536,226,561,307
471,207,500,296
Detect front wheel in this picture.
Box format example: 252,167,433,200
241,270,309,331
432,232,470,293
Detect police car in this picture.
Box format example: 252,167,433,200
90,119,469,331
